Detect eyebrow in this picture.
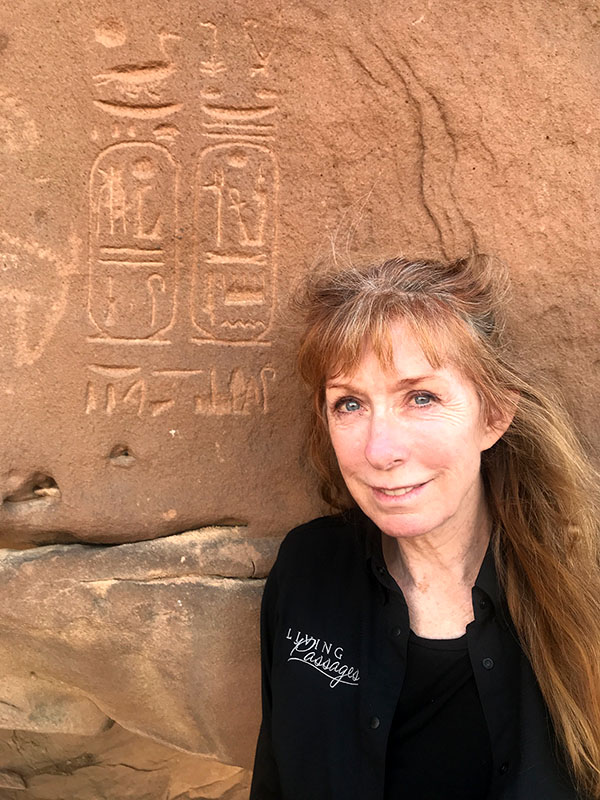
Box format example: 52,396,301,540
325,375,439,391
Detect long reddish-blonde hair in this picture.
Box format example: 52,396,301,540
296,254,600,798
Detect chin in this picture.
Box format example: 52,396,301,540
364,509,437,540
379,523,432,540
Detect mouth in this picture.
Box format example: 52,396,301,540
371,481,428,501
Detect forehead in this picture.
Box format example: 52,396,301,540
326,318,453,384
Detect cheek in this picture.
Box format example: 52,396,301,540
416,420,484,469
328,425,363,469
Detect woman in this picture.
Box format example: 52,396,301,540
250,254,600,800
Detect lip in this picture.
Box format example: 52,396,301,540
371,481,429,503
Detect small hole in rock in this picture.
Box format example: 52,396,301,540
4,473,60,503
109,445,136,467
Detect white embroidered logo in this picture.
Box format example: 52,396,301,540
286,628,360,688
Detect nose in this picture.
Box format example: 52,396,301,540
364,413,409,471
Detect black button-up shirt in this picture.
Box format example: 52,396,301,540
250,511,580,800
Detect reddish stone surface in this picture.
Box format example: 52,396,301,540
0,0,319,549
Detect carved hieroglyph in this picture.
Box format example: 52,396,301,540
193,142,277,342
1,0,599,797
0,0,309,550
89,142,178,339
0,231,79,368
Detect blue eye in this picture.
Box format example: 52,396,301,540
335,398,361,413
413,393,434,406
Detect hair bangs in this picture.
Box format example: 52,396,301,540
324,295,481,385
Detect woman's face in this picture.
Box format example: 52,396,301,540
325,320,505,542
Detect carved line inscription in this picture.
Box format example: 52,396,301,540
85,364,276,417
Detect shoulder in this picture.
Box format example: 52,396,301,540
262,509,373,628
268,509,369,589
277,509,364,560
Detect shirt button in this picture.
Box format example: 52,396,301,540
376,566,386,576
499,761,509,775
391,626,402,637
479,598,488,610
369,716,380,729
482,657,495,670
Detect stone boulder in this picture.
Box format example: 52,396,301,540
0,529,277,782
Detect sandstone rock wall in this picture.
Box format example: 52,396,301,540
0,0,598,797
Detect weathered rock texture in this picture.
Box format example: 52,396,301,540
0,530,275,795
1,0,599,796
0,724,252,799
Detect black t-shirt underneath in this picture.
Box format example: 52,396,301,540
384,630,493,800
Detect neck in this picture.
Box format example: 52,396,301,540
382,497,492,592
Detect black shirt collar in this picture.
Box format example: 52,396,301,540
355,506,502,612
473,536,502,611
